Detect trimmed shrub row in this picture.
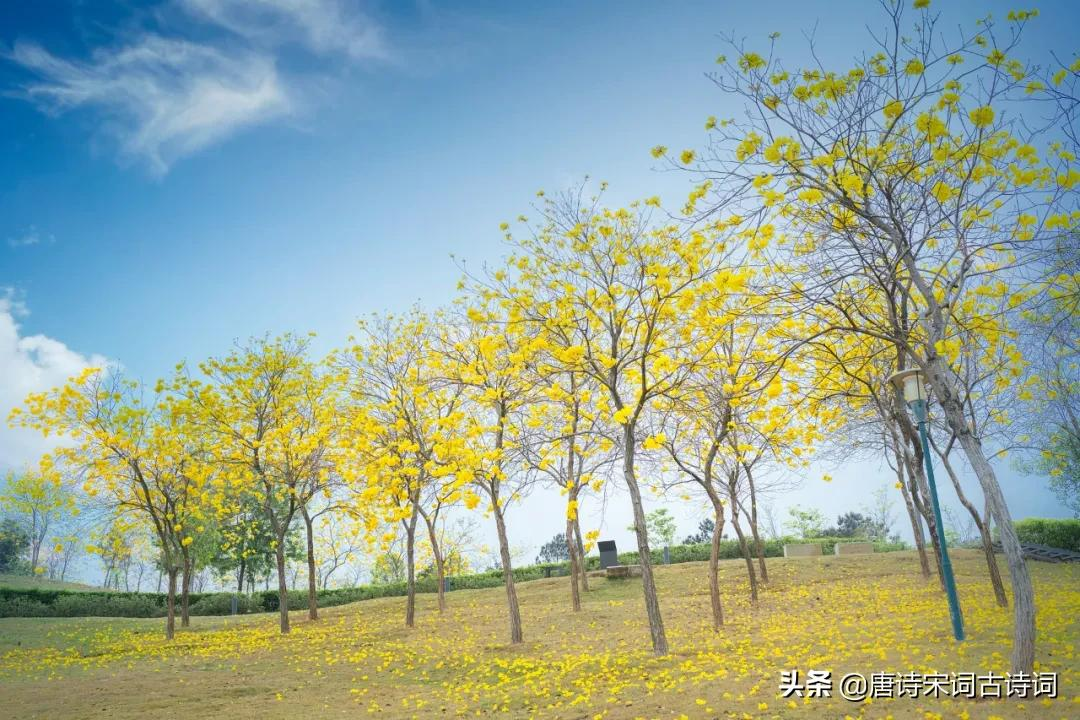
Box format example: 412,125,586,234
0,567,569,618
1012,518,1080,552
0,535,907,618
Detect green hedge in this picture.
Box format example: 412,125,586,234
1013,518,1080,552
0,569,558,618
0,536,907,618
0,588,176,618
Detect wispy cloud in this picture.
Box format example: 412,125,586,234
11,37,290,176
6,0,385,175
181,0,387,60
6,225,54,248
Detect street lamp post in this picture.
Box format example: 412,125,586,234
887,368,965,642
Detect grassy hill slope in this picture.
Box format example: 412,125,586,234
0,574,101,592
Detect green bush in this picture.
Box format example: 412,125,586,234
0,587,170,618
0,594,51,617
188,592,262,616
54,593,163,618
1013,518,1080,552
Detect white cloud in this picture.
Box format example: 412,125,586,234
6,225,54,248
7,0,385,174
181,0,387,60
11,36,291,175
0,293,108,472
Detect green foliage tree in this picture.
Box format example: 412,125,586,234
637,508,677,548
682,517,715,545
370,549,406,585
824,512,889,541
212,498,302,593
0,517,31,574
535,533,570,564
784,506,826,540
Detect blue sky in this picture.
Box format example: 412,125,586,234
1,1,1077,576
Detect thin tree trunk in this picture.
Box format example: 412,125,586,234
433,548,446,611
564,379,586,605
983,497,1007,605
708,499,726,630
421,512,447,613
493,504,523,643
274,536,290,634
624,424,668,655
180,552,191,628
895,443,931,579
931,436,1009,608
904,445,946,590
751,523,767,583
165,567,178,640
573,517,590,592
977,513,1008,607
404,507,418,628
302,506,318,621
487,402,523,644
237,557,245,594
728,497,758,605
566,511,582,612
742,463,768,584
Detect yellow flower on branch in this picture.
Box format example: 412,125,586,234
969,105,995,128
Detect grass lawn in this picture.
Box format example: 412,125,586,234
0,574,102,592
0,550,1076,719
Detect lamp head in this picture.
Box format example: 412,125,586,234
886,368,927,404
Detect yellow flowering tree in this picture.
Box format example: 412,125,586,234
514,351,614,612
338,311,467,624
676,3,1077,672
10,367,214,638
487,188,735,655
434,303,542,644
1014,238,1079,514
0,461,77,575
176,334,332,634
798,317,941,583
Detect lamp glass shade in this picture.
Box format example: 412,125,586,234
886,368,927,404
901,374,925,403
